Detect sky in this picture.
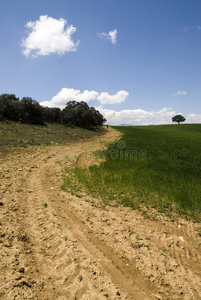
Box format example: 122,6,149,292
0,0,201,125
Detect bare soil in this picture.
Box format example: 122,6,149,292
0,127,201,300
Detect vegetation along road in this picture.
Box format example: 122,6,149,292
0,126,201,299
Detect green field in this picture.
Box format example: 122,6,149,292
62,124,201,222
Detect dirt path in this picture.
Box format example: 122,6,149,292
0,127,201,300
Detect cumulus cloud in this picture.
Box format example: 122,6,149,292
21,15,79,57
97,108,201,125
40,88,99,108
97,107,178,125
186,114,201,123
97,90,129,105
40,89,201,125
40,88,128,108
97,29,118,44
171,90,187,96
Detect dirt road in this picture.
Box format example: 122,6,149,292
0,127,201,299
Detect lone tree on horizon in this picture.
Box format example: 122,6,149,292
172,114,186,124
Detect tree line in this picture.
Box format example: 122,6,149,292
0,94,106,128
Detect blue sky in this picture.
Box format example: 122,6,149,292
0,0,201,125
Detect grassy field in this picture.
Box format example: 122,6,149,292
62,124,201,222
0,121,104,157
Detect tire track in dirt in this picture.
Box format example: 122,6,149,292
21,128,157,299
0,127,201,299
41,185,157,300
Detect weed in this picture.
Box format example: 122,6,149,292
142,210,151,220
195,227,201,236
44,203,48,208
130,235,150,249
121,255,129,262
136,235,142,241
56,160,63,166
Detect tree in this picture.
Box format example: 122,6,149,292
20,97,44,124
172,115,186,124
42,107,61,123
0,94,20,121
62,101,106,128
0,94,44,125
0,94,106,128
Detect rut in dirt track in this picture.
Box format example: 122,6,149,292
0,127,201,300
22,154,158,300
14,128,158,299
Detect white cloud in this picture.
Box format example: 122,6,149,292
186,114,201,123
21,15,79,57
171,90,187,96
180,26,201,32
109,29,118,44
97,90,129,105
97,29,118,44
97,32,108,39
97,108,201,125
40,88,129,108
40,89,201,125
181,26,193,32
40,88,99,108
97,107,178,125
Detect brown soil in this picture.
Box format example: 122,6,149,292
0,127,201,300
